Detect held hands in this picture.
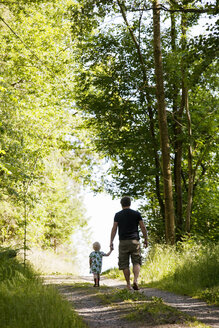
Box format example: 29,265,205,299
110,243,114,251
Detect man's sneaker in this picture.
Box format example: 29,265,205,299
133,282,140,290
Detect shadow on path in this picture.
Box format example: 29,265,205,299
143,288,219,328
43,275,219,328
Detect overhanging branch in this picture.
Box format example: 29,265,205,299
125,3,218,14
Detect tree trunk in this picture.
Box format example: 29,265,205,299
117,0,165,221
185,87,193,233
145,99,165,221
172,10,183,238
23,181,28,267
180,12,193,233
153,0,175,244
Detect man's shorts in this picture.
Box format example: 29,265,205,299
118,240,142,270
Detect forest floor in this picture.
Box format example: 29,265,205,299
43,275,219,328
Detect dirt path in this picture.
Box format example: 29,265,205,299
43,275,219,328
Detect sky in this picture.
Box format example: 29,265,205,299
85,192,120,273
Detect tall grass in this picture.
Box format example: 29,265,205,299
27,247,78,275
140,242,219,305
0,250,87,328
104,241,219,305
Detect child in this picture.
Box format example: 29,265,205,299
89,241,113,287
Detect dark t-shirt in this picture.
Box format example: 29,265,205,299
114,208,142,240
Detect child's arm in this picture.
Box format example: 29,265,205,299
104,248,113,257
89,257,92,267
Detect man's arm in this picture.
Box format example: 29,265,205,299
139,220,148,248
110,222,118,250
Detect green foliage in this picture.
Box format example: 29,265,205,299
199,287,219,306
102,267,122,279
28,153,88,249
0,201,24,243
71,0,219,242
191,179,219,242
0,0,94,250
0,247,17,260
0,152,89,249
0,0,218,251
0,0,76,194
0,253,87,328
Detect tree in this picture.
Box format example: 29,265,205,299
0,0,93,254
152,0,175,244
28,153,88,250
70,0,218,242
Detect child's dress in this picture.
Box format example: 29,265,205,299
89,251,106,274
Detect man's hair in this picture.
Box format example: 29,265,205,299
120,196,131,207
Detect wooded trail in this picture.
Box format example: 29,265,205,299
44,275,219,328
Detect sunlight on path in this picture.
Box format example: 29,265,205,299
44,275,219,328
43,274,126,288
143,289,219,328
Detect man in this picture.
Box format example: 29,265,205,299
110,196,148,290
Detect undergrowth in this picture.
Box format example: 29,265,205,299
141,241,219,305
0,248,87,328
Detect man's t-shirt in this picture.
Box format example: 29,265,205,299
114,208,142,240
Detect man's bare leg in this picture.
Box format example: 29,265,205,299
133,264,140,284
123,268,131,289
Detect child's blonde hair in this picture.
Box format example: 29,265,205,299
93,242,101,251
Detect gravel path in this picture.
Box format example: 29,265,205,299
44,275,219,328
58,285,140,328
143,288,219,328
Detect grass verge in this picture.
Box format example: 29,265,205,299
140,242,219,305
0,250,87,328
104,241,219,306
